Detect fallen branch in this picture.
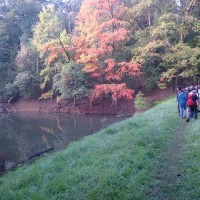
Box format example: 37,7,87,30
28,148,54,160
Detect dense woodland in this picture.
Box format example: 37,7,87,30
0,0,199,104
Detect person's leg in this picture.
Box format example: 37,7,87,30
183,105,186,118
190,106,196,119
186,106,191,122
191,107,194,118
178,103,180,116
179,105,183,118
194,105,198,119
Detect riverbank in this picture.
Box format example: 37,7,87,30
12,88,174,116
0,97,187,199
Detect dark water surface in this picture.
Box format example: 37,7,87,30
0,112,123,175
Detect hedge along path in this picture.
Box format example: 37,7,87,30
0,98,182,200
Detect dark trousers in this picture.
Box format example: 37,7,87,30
186,105,198,120
178,103,180,116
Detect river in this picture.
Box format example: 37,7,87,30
0,112,123,175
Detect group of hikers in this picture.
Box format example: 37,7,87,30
177,86,200,122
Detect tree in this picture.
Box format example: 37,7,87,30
0,0,45,45
14,72,40,98
14,45,42,98
15,45,39,73
132,0,200,90
0,12,21,101
58,0,83,34
161,43,200,86
53,62,90,105
32,5,64,51
133,40,164,90
73,0,141,103
32,5,71,99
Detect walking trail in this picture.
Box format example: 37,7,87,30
149,119,188,200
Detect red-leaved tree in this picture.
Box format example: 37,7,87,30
73,0,141,104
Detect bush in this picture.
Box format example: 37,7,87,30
134,91,150,111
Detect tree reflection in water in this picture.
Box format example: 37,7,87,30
0,112,123,175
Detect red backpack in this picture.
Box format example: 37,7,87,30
187,93,197,106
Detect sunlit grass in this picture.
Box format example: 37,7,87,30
0,98,179,199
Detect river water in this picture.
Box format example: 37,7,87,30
0,112,123,175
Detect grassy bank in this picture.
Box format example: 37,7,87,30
174,118,200,200
147,105,200,200
0,99,179,199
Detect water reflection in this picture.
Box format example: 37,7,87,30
0,112,123,175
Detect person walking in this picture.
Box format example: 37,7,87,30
176,86,182,116
177,89,188,118
186,89,199,122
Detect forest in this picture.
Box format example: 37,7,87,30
0,0,199,105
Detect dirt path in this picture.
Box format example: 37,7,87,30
149,119,187,200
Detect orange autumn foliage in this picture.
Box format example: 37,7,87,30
91,83,134,101
41,43,70,65
73,0,141,102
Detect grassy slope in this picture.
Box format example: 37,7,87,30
147,105,200,200
176,119,200,199
0,99,180,199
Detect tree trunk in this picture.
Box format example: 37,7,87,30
36,52,39,74
172,76,179,92
175,76,179,91
56,36,71,62
180,31,184,43
172,79,175,91
73,96,76,107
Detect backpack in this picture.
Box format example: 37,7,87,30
187,93,197,106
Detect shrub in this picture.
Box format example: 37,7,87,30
134,91,149,111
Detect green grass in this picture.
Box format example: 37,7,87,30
0,99,179,200
147,105,200,200
174,118,200,200
151,95,175,107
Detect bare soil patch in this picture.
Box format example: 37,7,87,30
12,88,175,116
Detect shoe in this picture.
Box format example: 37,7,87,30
186,119,190,122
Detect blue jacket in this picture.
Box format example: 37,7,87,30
178,91,187,107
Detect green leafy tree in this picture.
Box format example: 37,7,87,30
132,0,200,90
1,82,18,101
0,0,44,45
14,45,42,98
53,62,90,105
133,40,165,90
14,72,40,98
0,13,21,101
32,5,71,99
32,6,64,51
161,43,200,86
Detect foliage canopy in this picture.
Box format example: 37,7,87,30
0,0,199,102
